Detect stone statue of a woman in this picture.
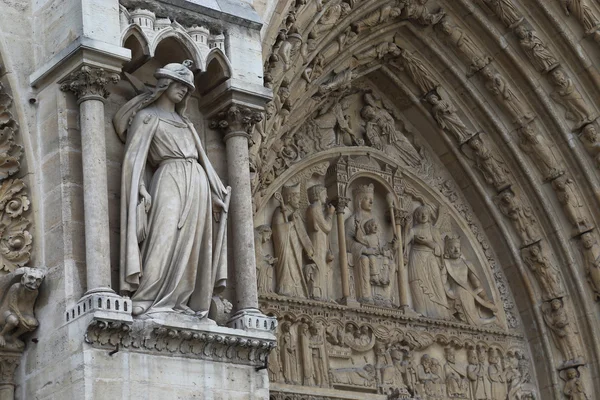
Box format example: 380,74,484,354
113,60,230,317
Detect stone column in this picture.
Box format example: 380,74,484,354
212,105,275,332
0,353,20,400
60,66,119,294
334,197,357,306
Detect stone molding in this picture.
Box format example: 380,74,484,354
60,66,120,102
85,318,276,367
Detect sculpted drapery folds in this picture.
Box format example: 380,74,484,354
255,225,276,293
580,232,600,300
514,26,559,73
272,183,314,298
391,48,439,95
427,93,476,144
563,368,590,400
550,68,595,129
306,185,335,300
488,348,507,400
437,20,490,72
482,0,522,27
518,123,564,181
113,61,230,317
580,124,600,168
559,0,600,40
280,321,300,385
495,190,541,246
551,175,592,234
406,205,449,319
466,136,511,192
443,235,497,326
521,243,566,301
444,347,468,398
481,66,534,125
542,299,585,367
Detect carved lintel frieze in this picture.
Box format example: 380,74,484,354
60,66,120,102
85,318,276,366
210,105,263,139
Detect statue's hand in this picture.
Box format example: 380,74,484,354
139,185,152,212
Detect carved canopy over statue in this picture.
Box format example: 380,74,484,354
113,61,230,318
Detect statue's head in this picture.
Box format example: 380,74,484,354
282,183,301,209
256,225,272,243
154,60,195,92
550,298,563,311
551,68,567,86
467,349,478,364
420,353,431,367
21,267,46,291
444,235,462,259
414,204,433,224
353,184,374,212
445,347,456,362
581,232,596,249
426,93,440,106
566,368,578,380
307,184,327,204
514,25,527,39
582,123,598,141
364,218,379,235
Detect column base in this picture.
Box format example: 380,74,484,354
227,309,277,333
338,297,361,308
66,291,133,325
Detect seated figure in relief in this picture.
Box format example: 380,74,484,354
356,218,395,286
443,235,497,326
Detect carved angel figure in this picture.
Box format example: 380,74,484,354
0,267,45,349
427,93,475,144
272,184,314,298
580,124,600,168
113,61,230,317
406,205,449,319
580,232,600,300
562,368,589,400
551,175,591,233
482,0,522,26
481,66,534,124
496,191,540,246
466,136,511,191
443,235,497,326
550,68,594,129
518,123,563,181
514,26,558,73
542,299,584,367
521,243,565,301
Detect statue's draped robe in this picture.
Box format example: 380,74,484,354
306,202,333,299
407,224,449,318
272,206,311,297
120,109,228,314
444,257,496,326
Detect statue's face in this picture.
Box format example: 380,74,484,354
22,271,44,291
319,189,327,204
567,369,577,379
360,194,373,212
552,70,567,86
165,81,189,104
263,230,272,243
446,349,455,362
286,192,300,209
551,299,562,310
366,220,378,234
427,94,440,105
515,26,526,39
415,207,430,224
584,125,598,141
581,233,594,248
265,102,275,119
446,240,461,259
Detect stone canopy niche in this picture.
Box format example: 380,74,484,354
254,88,535,399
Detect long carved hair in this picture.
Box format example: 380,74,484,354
113,77,192,143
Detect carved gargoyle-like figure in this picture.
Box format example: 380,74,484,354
542,298,585,368
550,68,595,129
514,25,559,73
521,242,565,301
580,232,600,300
0,267,45,349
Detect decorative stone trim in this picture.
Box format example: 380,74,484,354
85,318,276,367
60,66,120,101
65,292,133,324
228,310,278,332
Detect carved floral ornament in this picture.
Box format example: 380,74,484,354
255,1,600,398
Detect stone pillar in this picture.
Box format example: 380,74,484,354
212,105,276,332
334,197,357,306
60,66,119,294
0,353,19,400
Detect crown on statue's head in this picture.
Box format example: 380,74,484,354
444,234,461,246
353,183,374,197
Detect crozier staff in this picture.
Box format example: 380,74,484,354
113,60,230,317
